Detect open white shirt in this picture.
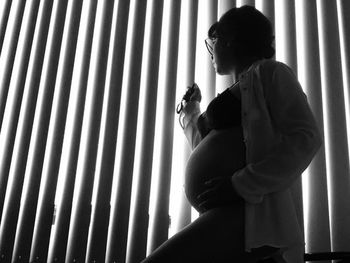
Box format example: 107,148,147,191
180,59,322,262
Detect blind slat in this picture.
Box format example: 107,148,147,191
0,0,26,132
0,0,54,255
10,0,70,260
147,0,182,253
64,0,115,262
105,0,148,260
0,0,39,226
317,0,350,251
240,0,255,7
47,1,98,261
217,0,236,92
220,0,236,14
0,0,13,55
338,0,350,138
0,0,68,260
297,0,331,253
277,0,298,71
86,0,131,262
0,0,26,225
26,0,84,262
258,0,275,60
176,0,199,232
2,0,49,262
206,1,218,100
0,0,349,260
126,0,163,261
278,0,306,240
260,0,274,42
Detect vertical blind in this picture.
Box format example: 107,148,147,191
0,0,350,262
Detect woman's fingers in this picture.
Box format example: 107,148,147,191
205,176,225,186
190,83,201,102
198,195,235,211
198,200,210,210
197,188,215,202
198,177,226,201
198,196,219,211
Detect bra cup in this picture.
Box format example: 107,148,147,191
197,88,242,139
206,88,241,129
197,112,211,138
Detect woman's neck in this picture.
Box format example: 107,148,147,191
231,56,260,81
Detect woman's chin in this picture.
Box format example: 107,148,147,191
213,64,221,74
212,63,226,75
214,66,226,75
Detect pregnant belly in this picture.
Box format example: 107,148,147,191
185,126,246,210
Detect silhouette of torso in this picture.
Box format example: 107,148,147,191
185,85,246,211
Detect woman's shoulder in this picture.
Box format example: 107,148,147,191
255,59,290,73
254,59,297,83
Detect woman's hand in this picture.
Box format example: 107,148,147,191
197,176,243,211
188,83,202,103
177,83,201,115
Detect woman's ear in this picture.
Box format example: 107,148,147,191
226,39,239,48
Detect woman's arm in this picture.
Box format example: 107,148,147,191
231,62,323,204
180,101,202,150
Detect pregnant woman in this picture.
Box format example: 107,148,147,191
142,6,322,263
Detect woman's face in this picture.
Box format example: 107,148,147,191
211,37,237,75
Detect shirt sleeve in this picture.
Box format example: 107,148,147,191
180,101,202,150
231,62,323,204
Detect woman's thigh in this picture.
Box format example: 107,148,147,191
141,203,254,263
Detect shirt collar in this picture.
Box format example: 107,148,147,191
238,59,264,80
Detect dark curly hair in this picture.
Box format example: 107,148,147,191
208,5,275,59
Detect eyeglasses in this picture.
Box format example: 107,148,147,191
205,38,217,56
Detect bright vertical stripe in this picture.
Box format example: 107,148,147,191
147,0,182,253
146,0,171,255
0,0,68,260
105,0,147,260
6,0,48,261
47,0,98,261
337,0,350,165
0,0,32,205
257,0,274,53
295,0,331,253
0,0,13,54
126,0,163,261
0,0,54,255
0,0,349,260
11,0,69,260
0,0,26,131
168,0,190,238
240,0,255,6
317,0,350,251
170,0,198,235
189,0,218,222
27,0,84,261
0,0,39,225
195,0,217,110
85,0,130,261
216,0,236,94
64,0,114,261
276,2,307,245
275,0,297,70
0,0,26,223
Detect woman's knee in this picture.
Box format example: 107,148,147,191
141,207,246,262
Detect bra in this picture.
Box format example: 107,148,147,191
197,87,241,138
